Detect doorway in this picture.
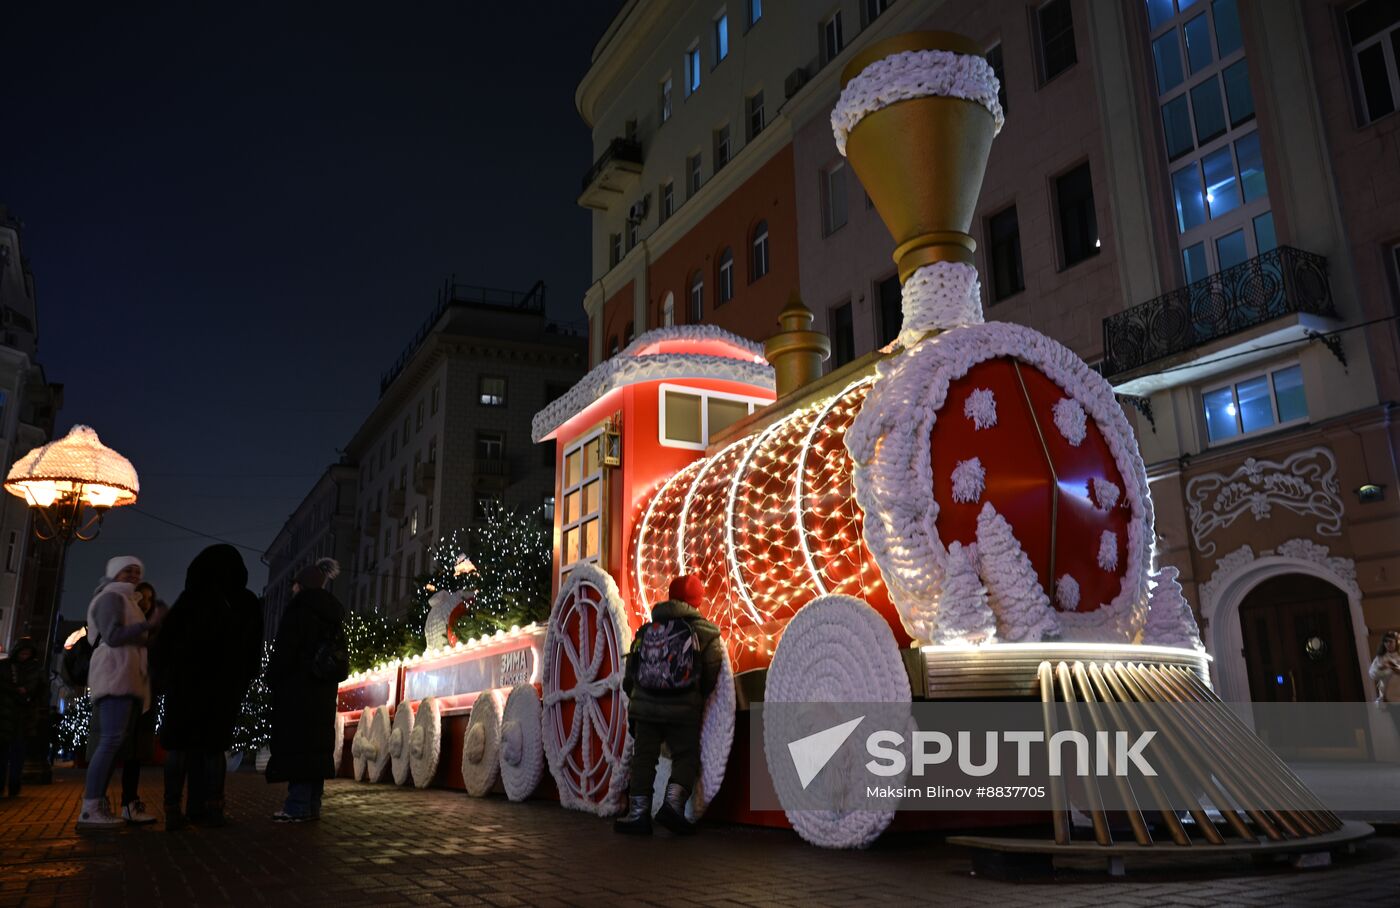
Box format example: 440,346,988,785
1239,574,1365,756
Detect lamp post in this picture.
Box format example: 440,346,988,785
4,424,139,782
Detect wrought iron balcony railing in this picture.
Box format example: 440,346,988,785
581,138,643,194
1101,246,1337,378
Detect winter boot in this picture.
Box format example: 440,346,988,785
164,804,187,831
196,799,228,827
122,800,158,825
612,795,653,835
654,783,696,835
76,797,125,831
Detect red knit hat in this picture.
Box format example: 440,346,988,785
668,574,706,610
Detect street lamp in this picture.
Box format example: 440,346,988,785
4,425,138,782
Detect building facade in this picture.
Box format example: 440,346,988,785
577,0,1400,722
0,206,64,655
262,463,358,639
342,283,586,618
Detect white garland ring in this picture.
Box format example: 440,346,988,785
389,699,415,787
332,713,346,778
846,321,1153,645
350,707,376,782
498,684,545,802
541,563,635,817
365,705,393,783
462,688,507,797
408,696,442,789
763,595,912,849
648,641,737,821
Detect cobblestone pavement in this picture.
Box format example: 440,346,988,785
2,768,1397,907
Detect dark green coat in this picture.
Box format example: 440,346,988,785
265,587,344,783
622,600,723,724
0,640,43,740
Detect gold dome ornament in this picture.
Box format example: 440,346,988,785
4,424,139,541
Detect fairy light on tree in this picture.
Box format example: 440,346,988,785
232,642,273,755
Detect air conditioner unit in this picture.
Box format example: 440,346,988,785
784,66,809,99
627,195,649,224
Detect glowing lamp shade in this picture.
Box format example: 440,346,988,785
4,425,139,510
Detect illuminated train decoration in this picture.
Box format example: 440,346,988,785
334,32,1358,854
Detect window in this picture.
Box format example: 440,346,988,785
747,91,765,140
1054,162,1099,268
823,161,848,235
5,531,18,573
410,508,418,538
864,0,891,27
689,272,704,321
628,216,638,250
426,494,434,527
416,399,424,430
430,383,439,415
626,321,635,344
560,431,606,581
986,43,1008,114
660,76,673,123
876,274,901,347
714,10,729,62
661,180,675,221
1349,0,1400,122
1202,363,1307,444
830,302,855,368
718,248,735,303
686,45,702,95
986,205,1025,301
609,233,623,267
688,154,703,197
1036,0,1077,83
402,417,410,445
662,291,675,326
543,494,556,521
476,431,504,460
748,0,762,27
479,376,507,407
822,12,844,65
658,384,769,449
609,336,620,357
428,438,437,463
475,493,502,522
714,125,731,171
751,221,770,281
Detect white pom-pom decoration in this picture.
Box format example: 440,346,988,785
975,503,1061,642
950,458,986,503
1053,398,1087,446
963,388,997,429
498,685,545,802
1055,574,1081,612
408,696,442,789
1098,530,1119,572
931,541,996,645
462,688,507,797
1091,477,1121,511
1143,566,1205,651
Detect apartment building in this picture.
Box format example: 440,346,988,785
262,463,357,639
577,0,1400,718
342,282,586,617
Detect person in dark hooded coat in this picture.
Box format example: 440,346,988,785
0,638,43,798
266,557,345,822
151,544,263,828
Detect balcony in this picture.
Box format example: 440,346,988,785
578,138,643,211
474,457,510,479
413,461,436,495
1102,246,1338,395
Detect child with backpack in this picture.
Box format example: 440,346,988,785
615,574,723,836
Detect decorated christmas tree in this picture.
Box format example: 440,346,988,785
232,642,273,755
931,540,996,644
1142,566,1203,651
55,692,91,759
975,502,1060,642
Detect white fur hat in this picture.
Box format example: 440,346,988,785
105,555,144,581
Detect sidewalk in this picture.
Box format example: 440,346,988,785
2,768,1397,907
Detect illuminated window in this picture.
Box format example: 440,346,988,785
660,76,673,123
658,383,769,450
686,44,702,95
714,10,729,62
559,431,606,583
1202,362,1307,444
479,376,507,407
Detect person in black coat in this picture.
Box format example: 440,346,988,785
151,544,263,829
266,557,344,823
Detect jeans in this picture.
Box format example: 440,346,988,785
164,750,226,815
0,737,25,796
284,779,324,818
84,696,138,800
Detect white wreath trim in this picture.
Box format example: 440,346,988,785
499,684,545,802
408,696,442,789
542,562,636,816
898,262,985,344
462,688,507,797
846,322,1153,645
389,699,415,787
832,48,1004,155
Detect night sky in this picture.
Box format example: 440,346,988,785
0,3,620,621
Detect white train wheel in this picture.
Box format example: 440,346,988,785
650,643,737,820
542,563,635,816
389,700,415,786
365,705,393,783
350,707,376,781
499,684,545,801
332,713,347,777
462,688,507,797
408,696,442,789
763,594,912,849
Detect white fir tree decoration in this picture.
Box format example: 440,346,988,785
1053,397,1087,446
963,388,997,429
975,503,1060,642
932,541,996,644
1142,566,1204,650
950,457,986,503
1055,574,1080,611
1090,477,1120,511
1098,530,1119,571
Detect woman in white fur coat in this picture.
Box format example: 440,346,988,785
77,555,163,831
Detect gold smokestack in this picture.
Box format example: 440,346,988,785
764,292,830,398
